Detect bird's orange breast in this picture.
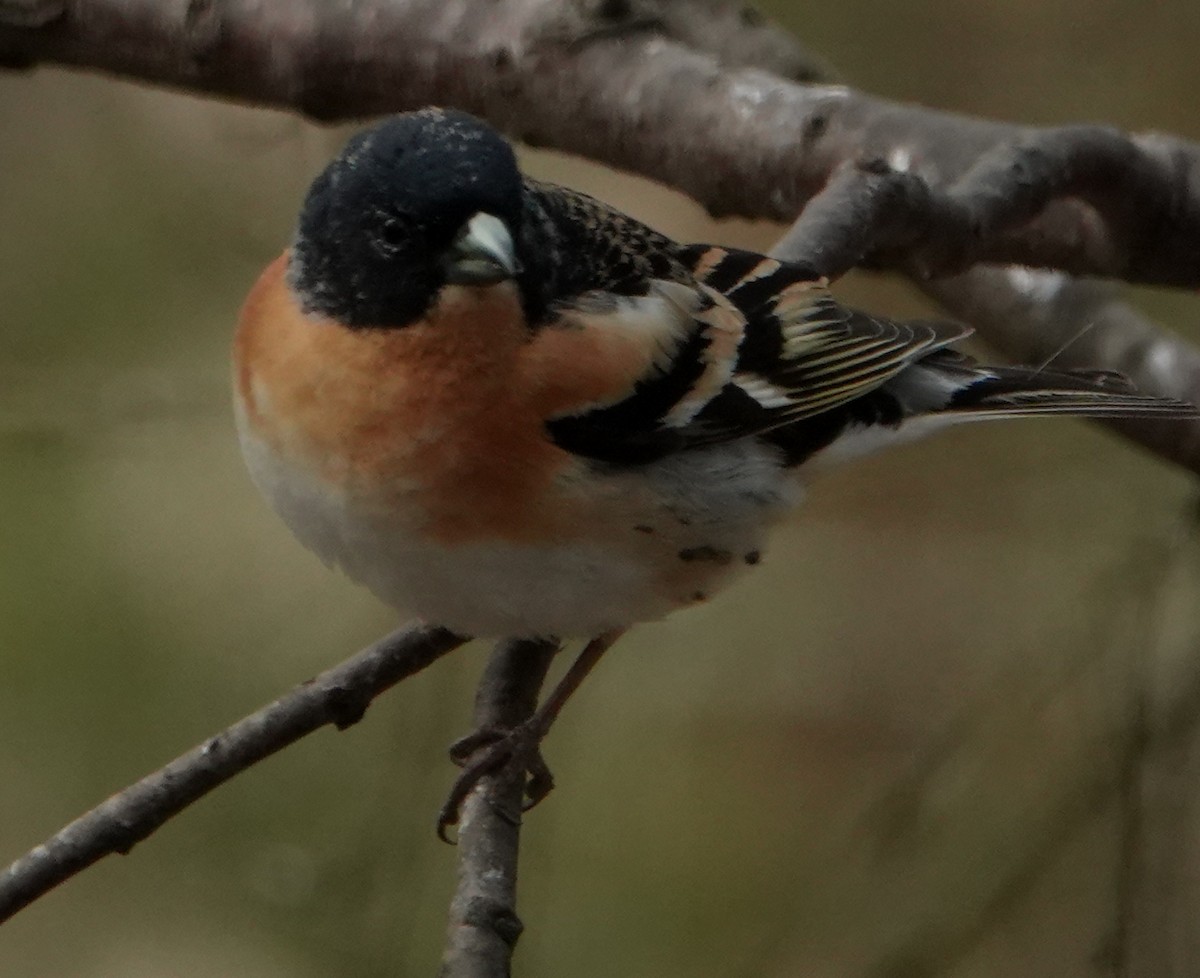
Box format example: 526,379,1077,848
235,255,581,544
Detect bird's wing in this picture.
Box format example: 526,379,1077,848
678,245,971,444
527,276,747,465
535,234,971,463
530,214,1196,466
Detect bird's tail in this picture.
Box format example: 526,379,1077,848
889,350,1199,422
790,351,1197,473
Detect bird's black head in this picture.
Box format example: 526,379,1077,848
288,109,526,328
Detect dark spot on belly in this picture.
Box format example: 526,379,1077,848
678,546,733,565
634,524,655,535
744,550,761,565
691,591,708,603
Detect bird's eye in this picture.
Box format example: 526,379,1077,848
380,223,406,247
371,220,407,258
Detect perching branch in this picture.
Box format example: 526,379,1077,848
440,638,559,978
0,622,466,924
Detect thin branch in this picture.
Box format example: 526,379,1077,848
770,156,967,280
0,622,466,924
441,638,559,978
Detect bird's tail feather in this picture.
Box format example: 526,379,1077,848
798,357,1196,474
939,365,1199,421
885,348,1199,422
796,361,1197,473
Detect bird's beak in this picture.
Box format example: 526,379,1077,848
442,212,518,285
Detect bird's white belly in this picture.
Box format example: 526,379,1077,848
239,420,799,638
339,532,659,639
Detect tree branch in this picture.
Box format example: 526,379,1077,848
440,638,559,978
3,0,1200,481
0,622,466,924
1,0,1198,287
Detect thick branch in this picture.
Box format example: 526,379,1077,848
441,638,559,978
1,0,1199,287
0,622,466,923
3,0,1200,480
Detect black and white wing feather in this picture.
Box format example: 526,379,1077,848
530,193,1196,467
680,246,971,441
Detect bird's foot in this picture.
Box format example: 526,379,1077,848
436,721,555,843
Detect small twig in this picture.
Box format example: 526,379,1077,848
0,621,466,924
769,156,966,279
775,125,1200,286
440,637,559,978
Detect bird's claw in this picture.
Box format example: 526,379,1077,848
436,721,556,843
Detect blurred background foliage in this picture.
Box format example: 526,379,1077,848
2,1,1200,975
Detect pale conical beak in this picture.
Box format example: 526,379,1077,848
442,212,518,285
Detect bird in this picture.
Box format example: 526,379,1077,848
233,107,1197,833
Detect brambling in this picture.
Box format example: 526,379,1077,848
234,108,1195,828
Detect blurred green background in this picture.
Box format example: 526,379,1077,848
2,2,1200,975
